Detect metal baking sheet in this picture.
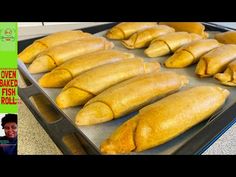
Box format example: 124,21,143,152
19,30,236,154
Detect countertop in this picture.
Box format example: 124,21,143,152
18,22,236,155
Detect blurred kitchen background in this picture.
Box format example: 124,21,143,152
18,22,111,40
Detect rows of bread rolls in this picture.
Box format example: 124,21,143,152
19,30,94,64
18,23,232,154
106,22,236,86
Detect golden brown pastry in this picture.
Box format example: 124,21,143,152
164,39,221,68
28,37,114,73
106,22,158,40
121,25,175,49
100,86,229,154
196,44,236,77
18,30,92,63
159,22,209,38
215,31,236,44
214,60,236,86
56,59,160,108
144,32,202,58
75,71,188,126
38,50,134,88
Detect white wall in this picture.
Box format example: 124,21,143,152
0,114,5,136
211,22,236,29
18,22,113,40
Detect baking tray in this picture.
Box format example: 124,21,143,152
18,22,236,155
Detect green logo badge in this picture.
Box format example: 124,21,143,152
0,23,17,52
0,27,16,42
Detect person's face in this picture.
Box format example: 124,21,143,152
4,122,17,139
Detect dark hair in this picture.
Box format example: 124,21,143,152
1,114,17,129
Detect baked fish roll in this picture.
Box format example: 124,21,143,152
195,44,236,77
100,86,229,154
56,59,160,108
106,22,158,40
121,25,175,49
214,60,236,86
19,30,92,63
215,31,236,44
144,32,202,58
75,71,188,126
38,50,134,88
165,39,221,68
28,37,114,73
159,22,209,38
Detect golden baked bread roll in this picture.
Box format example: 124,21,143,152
214,60,236,86
75,71,188,126
106,22,158,40
28,37,114,74
18,30,92,63
144,32,202,57
121,25,175,49
38,50,134,88
56,59,160,108
159,22,209,38
215,31,236,44
196,44,236,77
100,86,229,154
164,39,221,68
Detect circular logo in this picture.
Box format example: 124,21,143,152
4,28,12,36
0,28,15,42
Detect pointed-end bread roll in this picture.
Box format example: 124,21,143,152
214,60,236,86
38,69,73,88
56,60,161,109
106,22,158,40
144,40,171,58
195,44,236,77
75,71,188,126
144,32,202,58
165,39,221,68
28,37,114,74
38,50,136,88
76,102,114,125
100,86,230,154
215,31,236,44
121,25,175,49
190,33,202,40
106,27,125,40
56,87,94,108
18,42,47,64
159,22,208,38
165,50,194,68
100,115,140,154
18,30,92,64
28,55,56,74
